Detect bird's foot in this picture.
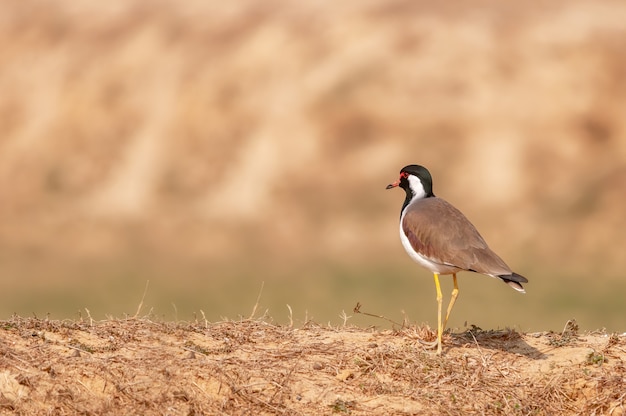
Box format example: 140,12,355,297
418,332,444,354
418,338,439,349
418,339,443,355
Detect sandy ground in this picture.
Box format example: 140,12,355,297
0,317,624,415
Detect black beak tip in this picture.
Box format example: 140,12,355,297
385,184,395,190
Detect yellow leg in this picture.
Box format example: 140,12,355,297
420,273,459,354
433,272,443,355
442,273,459,332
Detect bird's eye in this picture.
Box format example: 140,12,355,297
400,172,408,179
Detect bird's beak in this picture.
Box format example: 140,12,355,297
386,180,400,190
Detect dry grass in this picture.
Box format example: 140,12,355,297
1,315,624,415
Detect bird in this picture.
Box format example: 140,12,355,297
386,164,528,354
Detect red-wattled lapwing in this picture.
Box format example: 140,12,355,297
387,164,528,354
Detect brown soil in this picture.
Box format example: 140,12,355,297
1,317,624,415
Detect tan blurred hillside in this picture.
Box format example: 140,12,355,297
1,0,625,323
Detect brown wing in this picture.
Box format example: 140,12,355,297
402,197,512,276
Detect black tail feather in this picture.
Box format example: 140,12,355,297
499,272,528,293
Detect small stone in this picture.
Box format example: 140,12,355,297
336,369,354,381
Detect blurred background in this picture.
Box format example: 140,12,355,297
1,0,625,332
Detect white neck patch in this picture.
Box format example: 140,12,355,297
407,175,427,200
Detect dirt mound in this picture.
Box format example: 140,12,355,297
1,317,624,415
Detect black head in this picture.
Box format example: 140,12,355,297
386,164,435,198
386,164,435,215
